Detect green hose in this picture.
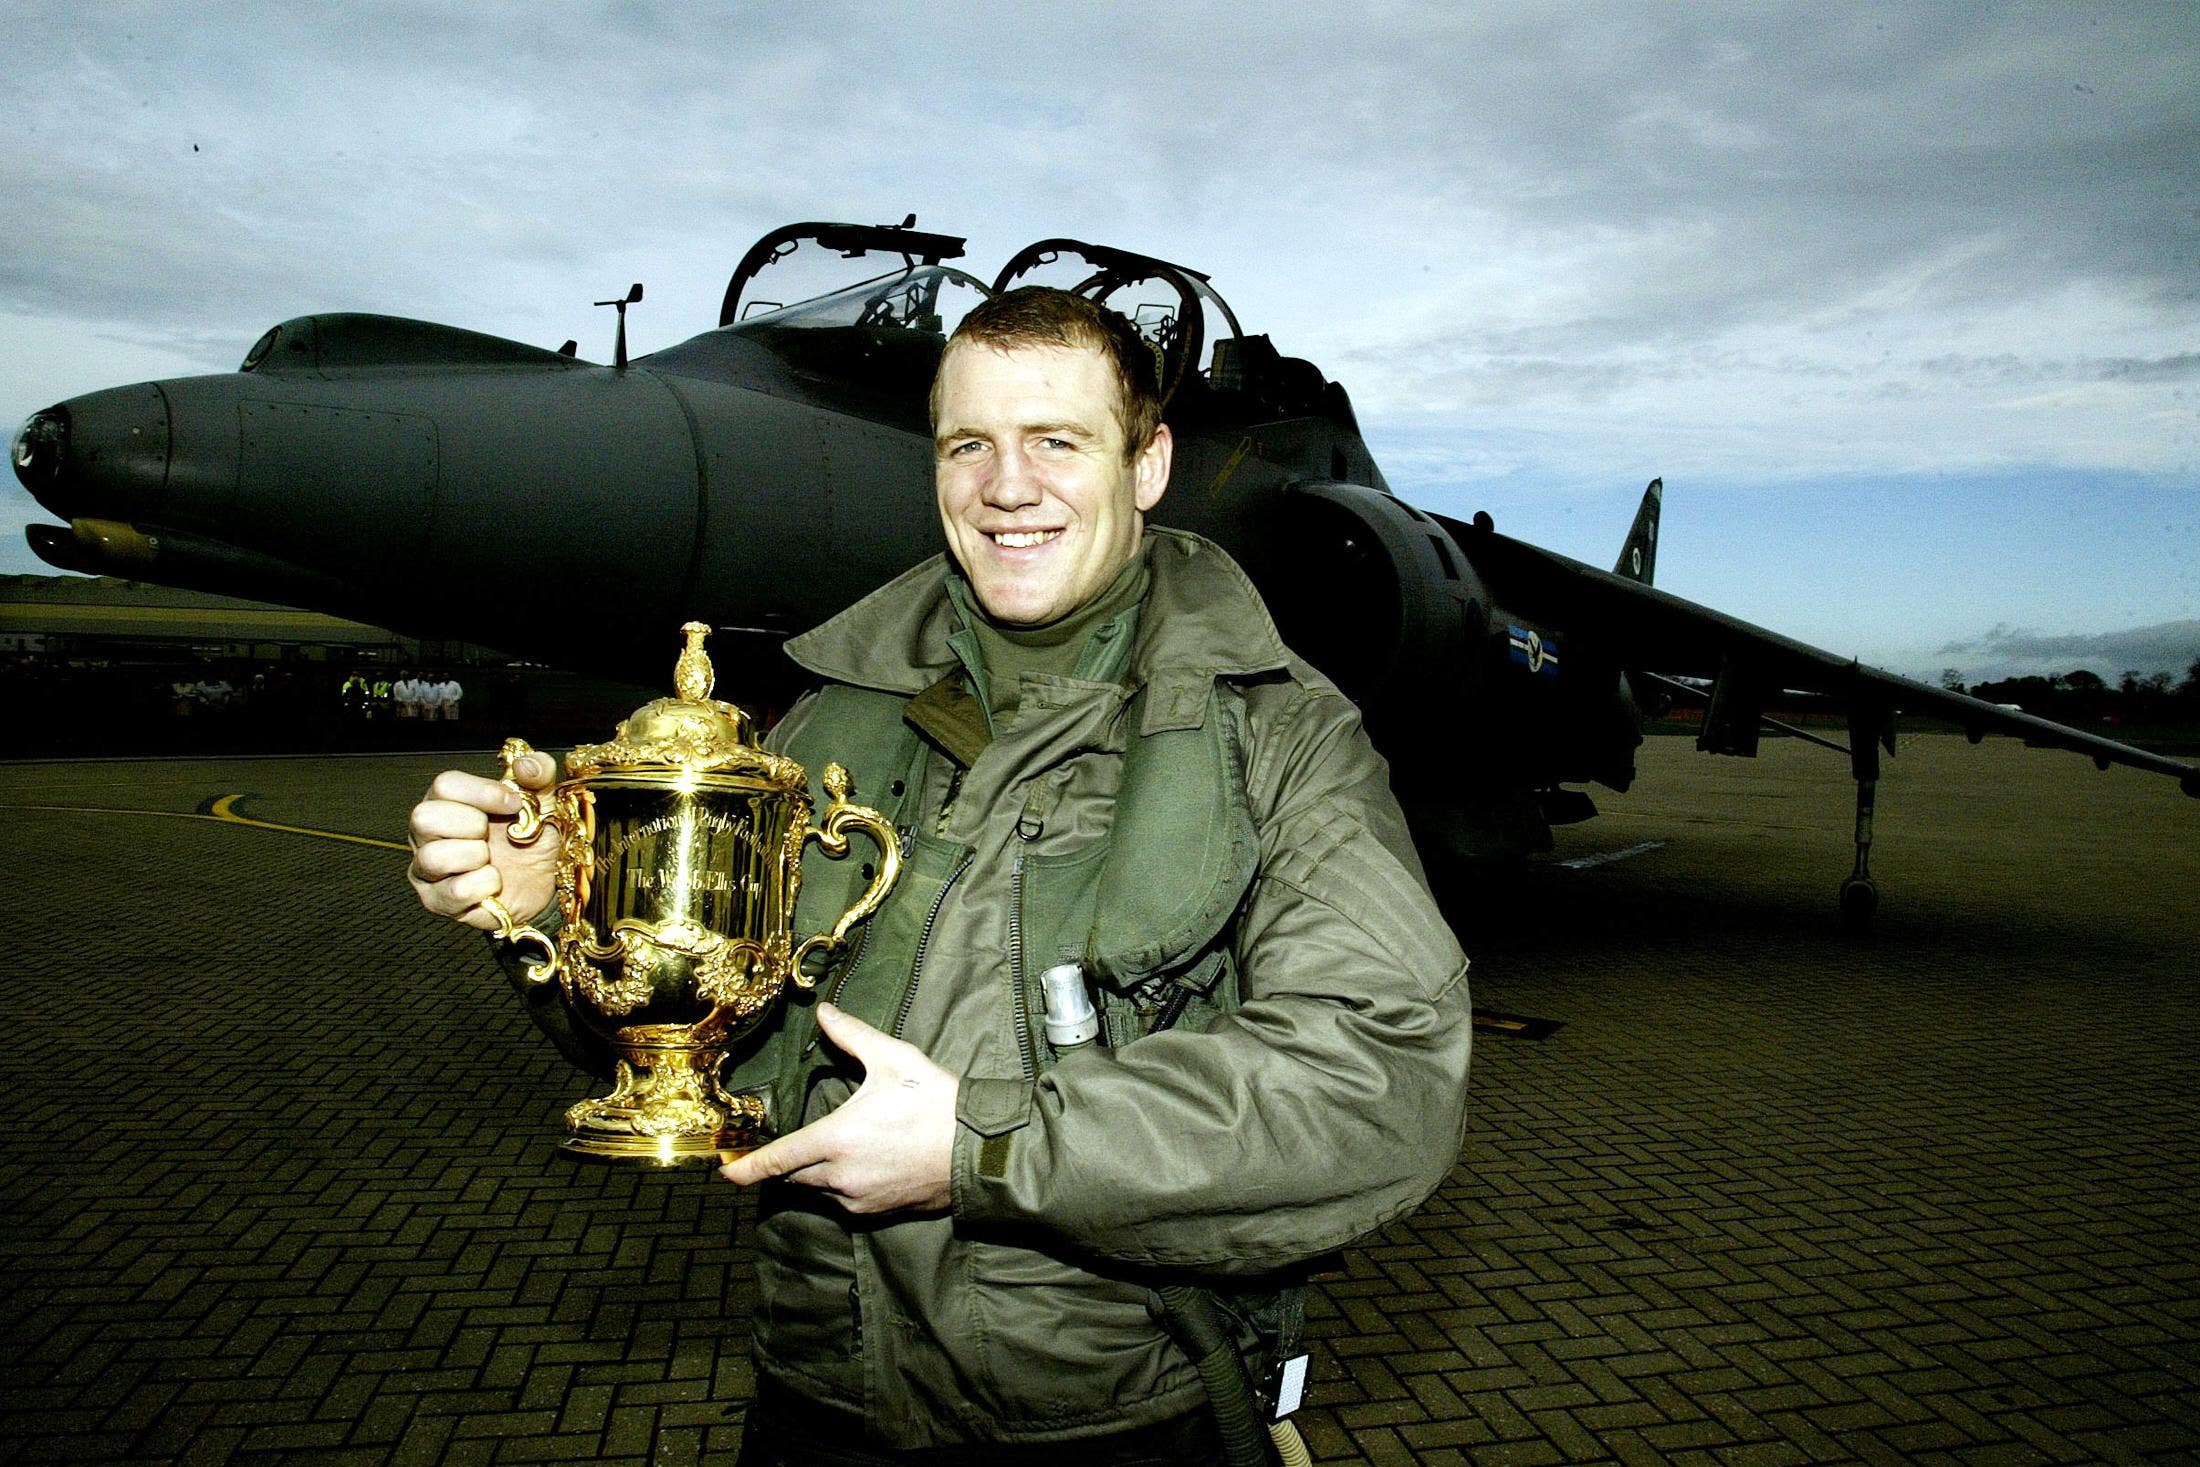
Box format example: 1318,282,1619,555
1268,1418,1313,1467
1151,1285,1274,1467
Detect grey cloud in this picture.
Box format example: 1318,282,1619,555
1197,7,2199,397
17,9,2198,296
0,1,2192,468
1936,620,2200,681
1918,354,2036,382
2098,354,2200,384
0,2,925,344
1913,352,2200,386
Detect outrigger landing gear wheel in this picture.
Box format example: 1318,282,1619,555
1839,875,1878,934
1841,708,1883,935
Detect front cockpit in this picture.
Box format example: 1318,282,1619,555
640,221,986,429
727,265,989,339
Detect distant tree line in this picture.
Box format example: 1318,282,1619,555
1938,658,2200,726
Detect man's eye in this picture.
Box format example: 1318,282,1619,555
1038,437,1075,452
947,441,985,458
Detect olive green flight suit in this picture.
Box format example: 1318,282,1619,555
735,528,1474,1448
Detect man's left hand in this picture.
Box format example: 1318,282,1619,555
718,1003,958,1214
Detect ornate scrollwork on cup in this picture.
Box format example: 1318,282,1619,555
627,1094,728,1138
691,934,780,1018
566,920,653,1016
495,623,902,1164
568,716,806,787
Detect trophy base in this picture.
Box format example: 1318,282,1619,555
556,1126,769,1167
557,1047,771,1167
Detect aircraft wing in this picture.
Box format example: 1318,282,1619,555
1444,515,2200,795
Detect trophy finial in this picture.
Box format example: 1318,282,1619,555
674,621,714,703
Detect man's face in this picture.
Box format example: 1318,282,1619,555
933,339,1171,626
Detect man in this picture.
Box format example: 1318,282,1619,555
409,288,1472,1463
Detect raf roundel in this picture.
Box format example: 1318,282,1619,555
1507,625,1561,677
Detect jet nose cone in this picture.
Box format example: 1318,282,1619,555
12,382,171,520
11,406,68,497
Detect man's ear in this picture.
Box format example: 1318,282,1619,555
1134,424,1173,512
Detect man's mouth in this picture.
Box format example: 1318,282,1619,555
989,529,1062,549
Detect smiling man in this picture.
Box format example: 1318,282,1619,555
930,303,1169,628
408,287,1473,1466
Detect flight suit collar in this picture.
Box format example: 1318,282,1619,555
782,527,1292,736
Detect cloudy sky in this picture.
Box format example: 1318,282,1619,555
3,1,2194,682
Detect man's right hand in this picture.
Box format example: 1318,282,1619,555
407,748,560,931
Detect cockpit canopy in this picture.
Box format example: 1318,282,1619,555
649,219,1336,430
729,265,992,339
718,218,972,328
990,238,1246,410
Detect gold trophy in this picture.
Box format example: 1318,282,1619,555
483,622,899,1165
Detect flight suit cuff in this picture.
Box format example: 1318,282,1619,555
951,1077,1034,1221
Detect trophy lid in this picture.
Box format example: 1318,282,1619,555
565,622,804,788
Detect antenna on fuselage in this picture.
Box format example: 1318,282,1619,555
594,283,644,369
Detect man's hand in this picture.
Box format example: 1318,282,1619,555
406,750,559,931
719,1003,958,1215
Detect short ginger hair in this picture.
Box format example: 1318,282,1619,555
932,286,1163,459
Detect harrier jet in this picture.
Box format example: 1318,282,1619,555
15,218,2195,927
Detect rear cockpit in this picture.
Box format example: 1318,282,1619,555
990,238,1338,424
643,219,1346,432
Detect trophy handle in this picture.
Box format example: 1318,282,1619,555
789,763,902,987
485,738,559,984
498,737,553,844
481,897,560,985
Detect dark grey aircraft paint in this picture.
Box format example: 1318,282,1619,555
14,221,2195,926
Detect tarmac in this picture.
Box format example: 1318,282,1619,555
1,733,2193,1466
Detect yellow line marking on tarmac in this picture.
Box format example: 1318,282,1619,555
207,794,408,851
1470,1007,1565,1039
5,797,407,853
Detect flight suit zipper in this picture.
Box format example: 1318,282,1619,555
892,851,972,1040
1006,787,1046,1082
806,794,923,1055
809,926,872,1048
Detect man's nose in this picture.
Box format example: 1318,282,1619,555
983,446,1043,509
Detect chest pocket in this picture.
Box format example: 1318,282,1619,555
823,832,970,1036
750,832,971,1128
1019,684,1260,1058
722,686,928,1131
1020,844,1244,1054
740,679,1264,1111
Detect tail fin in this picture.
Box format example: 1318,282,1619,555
1614,477,1661,584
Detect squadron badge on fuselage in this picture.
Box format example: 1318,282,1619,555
1507,624,1561,677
